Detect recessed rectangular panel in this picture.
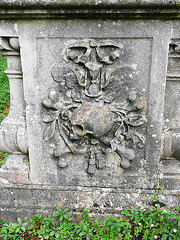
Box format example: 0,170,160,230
37,37,152,188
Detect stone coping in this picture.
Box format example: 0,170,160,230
0,0,179,8
0,0,180,19
0,183,179,195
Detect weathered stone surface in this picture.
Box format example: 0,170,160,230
0,1,179,20
0,184,179,222
0,155,30,185
0,0,179,8
160,23,180,189
0,1,179,222
15,20,169,188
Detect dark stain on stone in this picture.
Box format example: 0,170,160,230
104,202,111,208
93,203,100,208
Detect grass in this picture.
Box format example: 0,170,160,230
0,54,10,166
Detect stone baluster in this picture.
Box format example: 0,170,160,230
162,40,180,160
0,37,29,184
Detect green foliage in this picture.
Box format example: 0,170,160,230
56,220,75,239
82,208,89,223
37,215,56,239
0,218,27,240
0,189,179,240
0,54,9,166
0,152,8,166
53,206,72,222
0,54,9,122
26,214,43,237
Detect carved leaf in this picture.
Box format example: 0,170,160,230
51,64,81,94
42,111,58,123
104,92,116,103
104,67,136,101
51,63,66,83
44,120,56,141
65,68,79,90
127,116,147,127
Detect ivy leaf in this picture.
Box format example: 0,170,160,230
44,120,56,141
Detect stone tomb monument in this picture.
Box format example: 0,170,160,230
0,0,179,221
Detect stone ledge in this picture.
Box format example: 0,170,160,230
0,0,179,19
0,0,179,8
0,186,179,222
0,183,180,194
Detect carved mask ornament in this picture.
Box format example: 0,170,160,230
42,39,147,174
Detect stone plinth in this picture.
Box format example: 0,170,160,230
0,0,179,221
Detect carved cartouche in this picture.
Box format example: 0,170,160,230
42,39,147,173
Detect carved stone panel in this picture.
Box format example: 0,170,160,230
17,21,169,187
42,39,147,172
38,37,151,188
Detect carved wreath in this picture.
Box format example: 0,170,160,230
42,39,147,174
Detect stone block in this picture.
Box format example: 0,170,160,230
0,0,179,222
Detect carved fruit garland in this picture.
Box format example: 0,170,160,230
42,39,147,174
